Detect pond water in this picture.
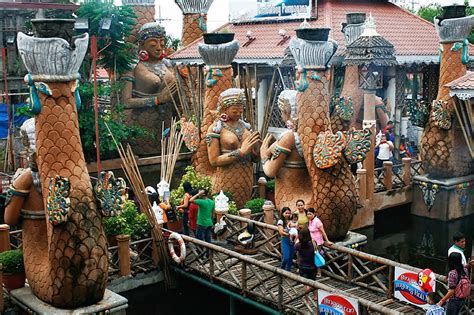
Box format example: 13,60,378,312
124,206,474,314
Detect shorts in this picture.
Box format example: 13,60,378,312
299,266,316,280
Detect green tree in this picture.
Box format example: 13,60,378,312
76,0,137,77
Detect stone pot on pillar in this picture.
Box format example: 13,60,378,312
16,19,108,308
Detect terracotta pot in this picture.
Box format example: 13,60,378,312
167,219,183,233
3,272,26,292
296,28,330,41
203,33,235,45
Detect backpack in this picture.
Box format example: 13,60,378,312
455,275,471,299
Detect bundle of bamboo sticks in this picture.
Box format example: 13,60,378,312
105,123,174,286
160,118,185,184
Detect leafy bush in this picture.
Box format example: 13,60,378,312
228,200,238,215
78,81,150,161
103,216,131,237
103,200,151,240
170,166,212,220
0,249,24,274
244,198,265,214
266,179,275,193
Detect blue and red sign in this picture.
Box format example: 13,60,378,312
394,267,434,310
318,290,359,315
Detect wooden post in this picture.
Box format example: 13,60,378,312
278,274,283,311
209,249,214,281
241,261,247,295
239,209,251,229
383,161,393,190
262,202,275,251
388,266,394,298
0,265,3,313
116,234,131,277
0,224,11,253
402,157,412,186
151,238,159,266
348,254,353,282
257,177,267,199
356,169,367,204
363,92,376,200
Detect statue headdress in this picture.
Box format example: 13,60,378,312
217,88,246,113
138,22,166,44
20,118,36,153
278,89,298,121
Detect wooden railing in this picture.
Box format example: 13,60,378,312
372,158,422,193
220,214,453,312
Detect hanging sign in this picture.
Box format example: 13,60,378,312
317,290,359,315
394,266,434,310
230,0,313,22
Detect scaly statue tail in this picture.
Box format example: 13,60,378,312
176,0,213,47
291,35,357,240
420,15,474,177
18,31,107,308
194,40,239,176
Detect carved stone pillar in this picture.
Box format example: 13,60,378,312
175,0,214,47
193,39,239,176
123,0,155,44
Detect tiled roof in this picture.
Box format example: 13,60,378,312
445,71,474,90
170,0,474,63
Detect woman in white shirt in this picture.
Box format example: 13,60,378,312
375,133,393,169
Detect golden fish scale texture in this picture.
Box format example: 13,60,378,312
275,167,312,210
194,68,233,176
420,45,474,177
127,6,155,44
123,105,173,156
296,76,357,240
212,161,253,209
182,14,206,47
33,82,108,308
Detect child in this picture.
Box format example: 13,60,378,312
426,292,445,315
288,213,299,244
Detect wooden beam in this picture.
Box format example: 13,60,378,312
87,152,192,173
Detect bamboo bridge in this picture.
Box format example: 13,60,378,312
162,214,455,315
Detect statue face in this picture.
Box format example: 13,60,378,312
143,37,165,60
224,105,243,121
281,110,290,123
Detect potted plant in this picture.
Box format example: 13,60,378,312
265,179,275,204
0,249,25,291
244,198,266,215
203,27,235,45
103,216,131,246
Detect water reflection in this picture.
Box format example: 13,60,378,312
356,206,474,274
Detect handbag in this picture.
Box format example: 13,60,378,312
314,250,326,267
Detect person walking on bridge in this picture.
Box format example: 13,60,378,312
448,232,473,269
278,207,295,272
307,208,333,278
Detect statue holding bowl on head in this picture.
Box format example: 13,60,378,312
206,88,261,208
121,22,177,155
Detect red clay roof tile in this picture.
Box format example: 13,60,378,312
170,0,474,63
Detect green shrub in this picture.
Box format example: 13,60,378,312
170,166,212,219
131,213,151,241
0,249,24,274
228,200,238,215
103,216,131,237
266,179,275,192
244,198,265,214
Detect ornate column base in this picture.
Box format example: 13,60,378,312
412,174,474,221
10,288,128,314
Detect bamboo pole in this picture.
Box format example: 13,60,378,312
260,68,277,137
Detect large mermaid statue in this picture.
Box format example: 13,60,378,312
121,22,176,155
260,90,312,209
6,21,108,308
290,29,358,240
207,88,260,208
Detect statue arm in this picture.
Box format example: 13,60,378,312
207,133,243,167
121,79,157,109
261,132,294,178
5,171,33,226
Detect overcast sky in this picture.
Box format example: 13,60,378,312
157,0,472,39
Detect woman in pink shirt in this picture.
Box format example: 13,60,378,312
307,208,333,277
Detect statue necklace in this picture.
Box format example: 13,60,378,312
142,60,168,79
223,120,245,141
